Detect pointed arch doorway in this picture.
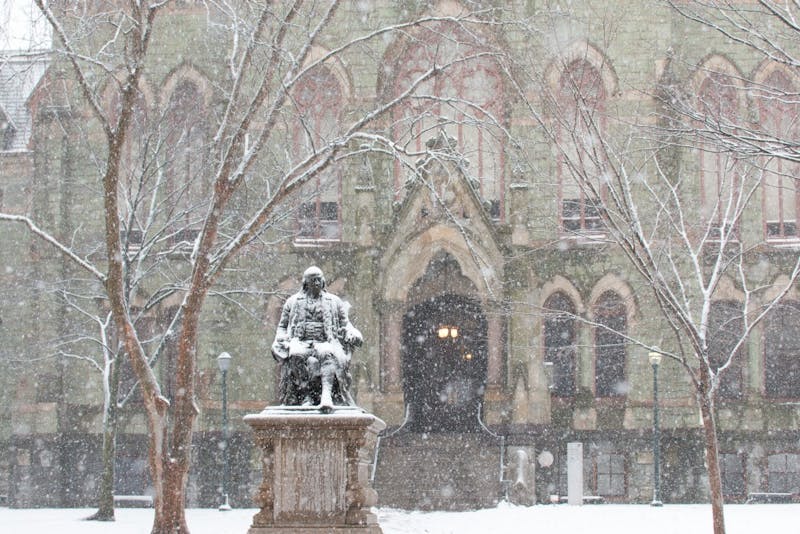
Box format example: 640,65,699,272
402,293,488,432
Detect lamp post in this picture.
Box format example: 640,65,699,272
217,351,232,511
649,350,663,507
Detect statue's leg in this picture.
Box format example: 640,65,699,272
319,360,335,412
278,360,290,405
314,342,344,412
288,342,314,406
287,355,306,405
303,356,320,406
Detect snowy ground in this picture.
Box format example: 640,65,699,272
1,503,797,533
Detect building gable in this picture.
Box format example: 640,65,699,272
379,132,505,302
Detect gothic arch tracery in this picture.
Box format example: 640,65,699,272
382,6,506,217
752,61,800,243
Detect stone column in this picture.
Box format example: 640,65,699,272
486,308,505,389
244,406,385,534
380,301,404,393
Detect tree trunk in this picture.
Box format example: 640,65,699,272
87,352,120,521
144,214,215,533
149,296,206,534
698,367,726,534
145,398,188,534
156,460,192,534
145,406,194,534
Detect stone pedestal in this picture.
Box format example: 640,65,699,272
244,406,385,534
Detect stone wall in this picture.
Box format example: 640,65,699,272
1,0,799,508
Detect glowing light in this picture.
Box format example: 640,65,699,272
437,325,460,339
463,353,473,361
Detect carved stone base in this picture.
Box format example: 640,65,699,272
248,527,383,534
244,406,385,534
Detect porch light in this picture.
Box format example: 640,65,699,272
437,326,459,339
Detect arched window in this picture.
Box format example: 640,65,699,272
104,84,151,250
544,292,577,397
697,70,740,241
163,79,209,245
708,300,744,399
593,291,626,397
293,65,343,242
557,59,606,235
764,300,800,398
391,22,504,219
759,70,800,242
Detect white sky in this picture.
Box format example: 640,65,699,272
0,0,50,51
1,504,797,534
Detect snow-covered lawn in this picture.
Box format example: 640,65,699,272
1,503,796,533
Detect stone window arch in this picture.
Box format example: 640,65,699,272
708,299,745,400
389,20,505,219
593,290,627,398
692,57,745,241
555,57,608,237
764,299,800,399
292,63,345,242
754,66,800,243
544,291,578,397
161,77,210,245
101,77,154,250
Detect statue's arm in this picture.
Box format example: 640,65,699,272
271,299,292,360
339,301,363,348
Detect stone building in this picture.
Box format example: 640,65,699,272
1,0,798,510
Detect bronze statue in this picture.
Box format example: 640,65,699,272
271,266,363,411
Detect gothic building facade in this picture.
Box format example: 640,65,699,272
1,0,799,509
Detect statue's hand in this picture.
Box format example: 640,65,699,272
344,326,363,347
271,339,289,360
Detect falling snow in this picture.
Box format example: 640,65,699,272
1,504,798,534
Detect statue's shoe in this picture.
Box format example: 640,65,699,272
319,389,334,413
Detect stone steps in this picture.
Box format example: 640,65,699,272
373,432,503,511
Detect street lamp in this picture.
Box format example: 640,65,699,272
649,350,663,507
217,351,232,511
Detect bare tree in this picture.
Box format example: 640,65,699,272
502,7,800,533
0,1,501,532
51,291,121,521
661,0,800,224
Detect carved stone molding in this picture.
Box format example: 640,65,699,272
244,406,385,534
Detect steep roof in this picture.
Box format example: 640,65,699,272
0,53,48,152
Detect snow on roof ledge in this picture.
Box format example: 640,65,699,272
0,52,49,151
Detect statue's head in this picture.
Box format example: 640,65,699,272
302,266,326,294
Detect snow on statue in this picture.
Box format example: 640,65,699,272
271,266,363,411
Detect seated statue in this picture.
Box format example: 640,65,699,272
271,266,363,411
